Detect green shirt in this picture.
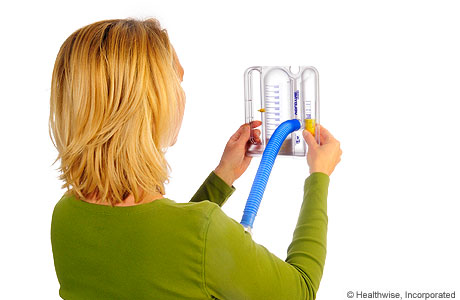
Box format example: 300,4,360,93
51,171,330,300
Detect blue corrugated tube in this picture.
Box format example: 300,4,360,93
240,119,302,235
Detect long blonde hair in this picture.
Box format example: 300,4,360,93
49,18,184,205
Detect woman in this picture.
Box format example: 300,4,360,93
49,18,342,300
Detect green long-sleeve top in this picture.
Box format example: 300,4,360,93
51,171,329,300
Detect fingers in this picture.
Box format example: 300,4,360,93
230,124,247,142
240,123,251,141
253,129,261,143
317,124,336,145
302,129,318,148
249,120,262,128
249,121,262,143
230,121,262,143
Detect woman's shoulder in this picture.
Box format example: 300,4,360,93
52,193,219,220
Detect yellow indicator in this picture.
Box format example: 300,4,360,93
258,108,266,112
305,119,316,137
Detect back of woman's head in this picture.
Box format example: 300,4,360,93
49,18,185,205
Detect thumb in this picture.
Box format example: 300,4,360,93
302,129,317,148
230,124,250,143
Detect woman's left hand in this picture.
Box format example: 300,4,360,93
214,121,262,186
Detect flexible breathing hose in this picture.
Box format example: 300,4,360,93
240,119,302,235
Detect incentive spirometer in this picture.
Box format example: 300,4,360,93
239,66,320,235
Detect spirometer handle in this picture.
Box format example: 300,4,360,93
240,119,301,235
244,67,262,144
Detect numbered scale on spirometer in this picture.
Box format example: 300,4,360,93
244,66,320,157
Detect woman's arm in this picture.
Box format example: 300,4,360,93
203,172,329,300
190,121,261,206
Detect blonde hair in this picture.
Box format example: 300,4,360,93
49,18,184,205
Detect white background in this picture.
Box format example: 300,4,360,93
1,0,459,299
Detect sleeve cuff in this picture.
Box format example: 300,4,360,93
308,172,330,182
210,171,236,194
189,171,236,206
303,172,330,209
305,172,330,188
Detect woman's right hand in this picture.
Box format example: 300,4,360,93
302,124,342,176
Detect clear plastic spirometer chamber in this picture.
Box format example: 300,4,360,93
244,66,320,157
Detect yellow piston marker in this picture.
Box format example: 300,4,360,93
305,119,316,137
258,108,266,112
